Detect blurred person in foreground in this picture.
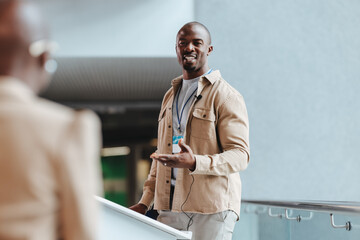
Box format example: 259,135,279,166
0,1,103,239
130,22,250,240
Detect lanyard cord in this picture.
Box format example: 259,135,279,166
176,86,198,133
175,69,213,133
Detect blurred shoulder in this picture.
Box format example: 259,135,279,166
34,97,100,128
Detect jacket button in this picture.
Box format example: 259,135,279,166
166,180,169,184
168,143,171,146
168,125,171,128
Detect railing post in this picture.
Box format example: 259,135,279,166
330,214,351,231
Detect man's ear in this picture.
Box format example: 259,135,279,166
207,46,213,56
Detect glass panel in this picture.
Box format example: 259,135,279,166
257,207,290,240
234,204,259,240
290,210,360,240
235,204,290,240
235,203,360,240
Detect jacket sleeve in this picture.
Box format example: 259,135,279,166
57,110,103,240
191,94,250,176
139,158,157,208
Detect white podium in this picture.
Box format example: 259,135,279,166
96,196,192,240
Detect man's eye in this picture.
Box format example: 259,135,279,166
178,41,186,46
194,41,202,46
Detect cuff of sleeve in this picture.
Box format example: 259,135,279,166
190,155,211,175
139,193,154,210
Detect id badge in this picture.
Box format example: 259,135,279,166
172,136,183,154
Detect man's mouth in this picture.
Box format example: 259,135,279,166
183,54,197,62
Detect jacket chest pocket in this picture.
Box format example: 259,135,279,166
190,108,216,140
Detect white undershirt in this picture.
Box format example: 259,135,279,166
171,77,199,186
171,69,213,186
172,77,199,138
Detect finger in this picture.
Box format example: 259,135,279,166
155,159,169,166
154,158,166,163
151,154,167,161
156,154,176,160
150,152,157,158
154,157,174,165
178,139,190,153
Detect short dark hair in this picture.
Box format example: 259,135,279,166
178,21,212,44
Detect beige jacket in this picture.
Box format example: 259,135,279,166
0,77,103,240
140,70,250,216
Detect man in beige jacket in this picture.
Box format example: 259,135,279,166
130,22,250,240
0,1,102,239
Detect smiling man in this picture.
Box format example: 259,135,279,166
130,22,250,240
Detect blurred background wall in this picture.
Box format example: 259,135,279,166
36,0,360,205
37,0,194,57
195,0,360,201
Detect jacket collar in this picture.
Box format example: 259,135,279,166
171,70,222,96
0,76,35,102
202,70,221,85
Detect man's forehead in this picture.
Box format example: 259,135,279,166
177,25,209,41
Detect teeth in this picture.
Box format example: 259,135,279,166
184,56,196,60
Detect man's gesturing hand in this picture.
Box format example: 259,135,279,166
150,139,196,171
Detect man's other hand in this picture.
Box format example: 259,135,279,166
129,203,147,215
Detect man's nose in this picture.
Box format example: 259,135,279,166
184,43,194,52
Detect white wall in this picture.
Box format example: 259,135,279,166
37,0,194,57
195,0,360,201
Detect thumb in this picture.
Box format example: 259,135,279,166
178,139,190,153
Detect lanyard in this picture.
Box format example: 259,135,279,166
176,86,197,133
175,69,213,133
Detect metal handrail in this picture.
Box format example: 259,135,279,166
242,199,360,215
242,199,360,231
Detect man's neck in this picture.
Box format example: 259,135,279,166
183,66,210,80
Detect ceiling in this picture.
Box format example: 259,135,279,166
41,57,182,146
42,57,181,104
